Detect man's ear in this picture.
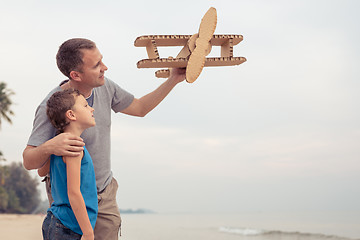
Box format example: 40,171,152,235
69,71,82,82
66,110,76,121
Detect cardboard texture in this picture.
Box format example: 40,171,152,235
135,7,246,83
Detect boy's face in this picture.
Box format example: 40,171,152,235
72,95,95,129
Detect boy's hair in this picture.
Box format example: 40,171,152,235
47,89,81,134
56,38,96,79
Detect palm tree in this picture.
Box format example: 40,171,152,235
0,82,14,164
0,82,14,129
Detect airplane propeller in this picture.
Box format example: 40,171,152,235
155,7,217,83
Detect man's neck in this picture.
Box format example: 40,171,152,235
61,80,93,98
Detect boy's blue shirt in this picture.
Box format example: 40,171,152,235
49,146,98,235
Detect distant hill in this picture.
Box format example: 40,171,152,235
120,208,155,214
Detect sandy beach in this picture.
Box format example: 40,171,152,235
0,214,44,240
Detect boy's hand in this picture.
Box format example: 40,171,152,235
81,232,94,240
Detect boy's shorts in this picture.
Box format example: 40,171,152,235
42,211,81,240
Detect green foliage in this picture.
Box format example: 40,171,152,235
0,186,9,211
0,83,40,214
0,83,31,213
7,189,24,213
0,162,40,214
0,82,14,128
0,151,5,162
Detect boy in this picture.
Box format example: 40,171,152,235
40,89,97,240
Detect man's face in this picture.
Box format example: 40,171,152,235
77,47,108,88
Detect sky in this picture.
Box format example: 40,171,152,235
0,0,359,214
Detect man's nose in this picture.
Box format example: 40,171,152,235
101,62,108,71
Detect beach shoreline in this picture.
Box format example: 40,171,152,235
1,212,359,240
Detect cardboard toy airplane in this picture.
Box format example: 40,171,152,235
134,7,246,83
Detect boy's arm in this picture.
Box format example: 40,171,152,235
38,159,50,177
65,154,94,239
23,133,85,170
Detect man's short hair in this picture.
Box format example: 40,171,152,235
47,88,81,134
56,38,96,79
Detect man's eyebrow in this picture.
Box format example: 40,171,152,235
94,61,101,68
93,55,103,68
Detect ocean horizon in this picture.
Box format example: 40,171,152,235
119,211,360,240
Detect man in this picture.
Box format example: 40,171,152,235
23,38,186,239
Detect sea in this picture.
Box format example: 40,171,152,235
119,211,360,240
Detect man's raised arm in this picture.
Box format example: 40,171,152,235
121,68,186,117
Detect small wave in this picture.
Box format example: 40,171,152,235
219,226,267,236
218,226,357,240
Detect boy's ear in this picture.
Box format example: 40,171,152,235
69,71,82,82
65,110,76,121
